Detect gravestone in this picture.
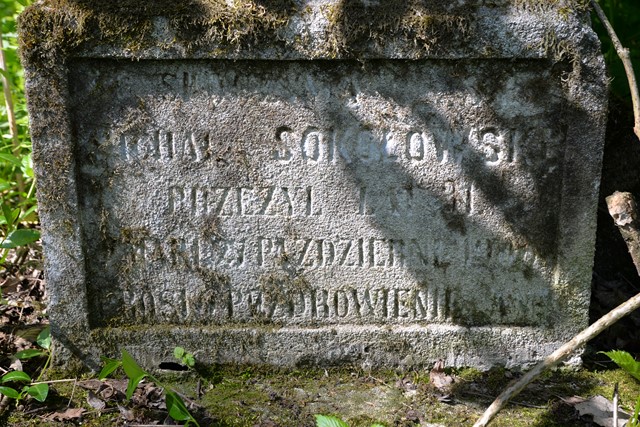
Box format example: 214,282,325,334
20,0,607,370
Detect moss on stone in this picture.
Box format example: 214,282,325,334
18,0,296,67
324,1,473,57
18,0,593,69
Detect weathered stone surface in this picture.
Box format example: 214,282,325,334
20,0,607,370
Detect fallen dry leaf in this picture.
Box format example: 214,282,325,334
87,390,106,411
117,404,136,421
560,395,587,405
429,359,454,392
77,379,103,392
79,378,127,401
45,407,85,422
571,395,630,427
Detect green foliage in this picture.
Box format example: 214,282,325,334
101,349,201,426
0,326,51,405
121,349,147,400
602,350,640,382
602,350,640,426
592,0,640,102
315,415,350,427
1,0,38,260
633,397,640,427
315,414,385,427
174,346,196,369
98,356,121,380
0,370,49,404
166,390,196,423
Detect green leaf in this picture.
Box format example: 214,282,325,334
184,354,195,368
36,326,51,350
2,371,31,383
15,349,46,359
121,349,147,399
601,350,640,382
98,357,122,380
633,396,640,427
125,374,146,400
174,347,185,359
315,414,350,427
20,153,32,177
166,391,194,422
1,228,40,248
1,203,15,227
371,424,386,427
122,349,146,380
0,386,20,399
26,383,49,402
0,153,23,167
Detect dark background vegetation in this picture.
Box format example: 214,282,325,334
590,0,640,355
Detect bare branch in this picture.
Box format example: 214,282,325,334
607,192,640,275
474,291,640,426
474,190,640,426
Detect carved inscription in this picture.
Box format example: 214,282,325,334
72,60,569,329
128,235,541,272
121,284,455,324
273,125,519,167
168,184,476,218
169,185,321,217
113,124,559,173
120,130,211,162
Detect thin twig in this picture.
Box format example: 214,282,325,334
21,406,49,416
473,291,640,426
613,383,619,427
67,379,77,408
0,395,11,416
460,390,548,409
30,378,78,385
591,0,640,141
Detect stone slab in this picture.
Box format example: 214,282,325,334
19,0,608,370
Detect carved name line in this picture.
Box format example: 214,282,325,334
128,234,543,272
119,130,210,163
111,124,560,169
273,125,518,167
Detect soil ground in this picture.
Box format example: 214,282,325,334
2,352,640,426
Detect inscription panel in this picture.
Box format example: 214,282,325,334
70,59,566,328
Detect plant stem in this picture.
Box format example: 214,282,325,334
591,0,640,141
35,345,53,383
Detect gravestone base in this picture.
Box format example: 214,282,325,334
83,326,572,371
